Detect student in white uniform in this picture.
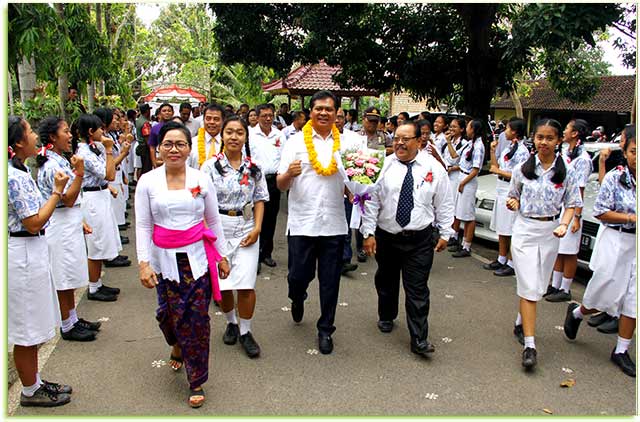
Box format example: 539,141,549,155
8,116,73,407
36,117,100,342
136,122,231,407
201,116,269,358
545,119,593,302
75,114,127,302
451,119,485,257
506,118,581,370
485,118,530,277
433,114,449,153
442,118,466,250
563,134,636,377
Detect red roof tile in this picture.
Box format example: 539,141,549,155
491,75,636,113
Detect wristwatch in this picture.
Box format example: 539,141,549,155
574,214,582,220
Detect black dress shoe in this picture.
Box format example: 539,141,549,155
597,317,619,334
87,286,118,302
291,301,304,323
564,303,582,340
542,285,559,298
223,323,239,345
513,324,524,345
447,243,461,252
446,237,458,247
120,236,130,245
41,380,72,395
101,284,120,295
494,264,515,277
341,262,358,275
262,257,277,267
318,334,333,354
452,248,471,258
20,386,71,407
104,256,131,267
356,249,368,263
522,347,537,369
545,289,572,302
611,349,636,377
588,312,613,327
411,339,435,356
483,259,503,270
76,318,101,332
377,320,394,333
239,332,261,358
60,325,96,341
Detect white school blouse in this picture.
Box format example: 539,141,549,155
135,165,229,283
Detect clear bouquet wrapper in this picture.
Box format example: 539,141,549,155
335,148,385,229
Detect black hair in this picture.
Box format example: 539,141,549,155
309,90,338,111
127,109,137,122
397,121,421,139
179,102,192,111
139,103,151,115
291,110,306,121
567,119,589,161
158,102,174,113
389,116,398,127
77,114,104,156
239,103,249,109
434,114,449,132
398,111,410,121
417,119,432,131
8,116,29,172
158,121,192,148
619,134,636,189
623,124,635,145
256,103,272,117
93,107,113,129
36,117,65,168
507,117,526,139
346,109,358,122
214,116,262,180
464,119,483,161
204,103,226,119
451,117,466,137
380,116,388,125
521,118,566,184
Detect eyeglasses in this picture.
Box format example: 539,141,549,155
392,136,417,144
159,141,190,151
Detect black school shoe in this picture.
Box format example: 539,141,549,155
483,259,503,270
587,312,613,327
76,318,101,331
60,325,96,341
20,385,71,407
597,317,619,334
239,332,261,358
87,286,118,302
522,347,537,369
611,349,636,377
104,256,131,267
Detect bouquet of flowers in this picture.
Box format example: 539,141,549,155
336,148,386,229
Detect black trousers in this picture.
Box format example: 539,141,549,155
287,235,344,336
374,226,435,342
259,174,280,261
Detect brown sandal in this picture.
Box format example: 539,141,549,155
189,388,205,408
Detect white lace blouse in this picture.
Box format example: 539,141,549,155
135,165,229,283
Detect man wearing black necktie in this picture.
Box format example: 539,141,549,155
361,121,455,356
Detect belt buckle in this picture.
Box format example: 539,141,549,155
228,210,238,217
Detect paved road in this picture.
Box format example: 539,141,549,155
11,194,636,416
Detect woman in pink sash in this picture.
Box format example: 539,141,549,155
135,121,230,408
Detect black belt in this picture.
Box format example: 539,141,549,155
219,209,243,217
610,225,636,234
527,214,561,222
460,169,470,175
82,184,108,192
10,229,45,237
498,176,509,182
376,225,433,240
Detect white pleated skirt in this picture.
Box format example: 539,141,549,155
45,206,89,290
454,176,477,221
490,179,517,236
82,189,122,260
582,226,636,318
109,182,127,226
448,170,461,206
511,215,560,301
218,214,259,291
557,207,582,255
9,236,60,346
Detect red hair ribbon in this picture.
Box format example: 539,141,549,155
8,146,15,159
37,143,54,157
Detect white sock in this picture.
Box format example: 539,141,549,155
498,255,507,265
572,306,584,320
61,317,74,333
239,318,252,336
515,313,522,326
506,259,514,268
225,310,238,325
462,241,471,251
560,277,573,293
69,308,78,325
524,336,535,349
552,271,563,289
615,336,632,354
89,279,103,294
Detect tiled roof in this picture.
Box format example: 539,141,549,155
262,60,378,97
491,75,636,113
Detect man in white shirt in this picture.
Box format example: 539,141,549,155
277,90,347,355
188,103,225,169
250,104,285,268
360,121,455,357
179,102,201,137
282,111,307,141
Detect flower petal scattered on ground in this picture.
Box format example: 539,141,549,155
214,311,223,316
441,337,452,343
445,294,454,299
281,306,290,312
151,360,166,368
424,393,439,400
338,302,348,307
542,408,553,414
360,272,368,276
97,317,110,322
306,349,319,355
263,277,271,280
562,367,574,374
554,325,564,331
447,266,454,270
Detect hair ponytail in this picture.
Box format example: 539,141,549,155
567,119,589,162
214,139,226,176
521,144,538,180
8,116,29,173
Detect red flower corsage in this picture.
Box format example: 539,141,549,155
215,153,224,161
275,138,281,147
189,185,202,198
616,165,624,171
554,183,563,189
424,171,433,183
503,154,509,162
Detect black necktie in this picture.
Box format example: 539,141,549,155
396,161,414,228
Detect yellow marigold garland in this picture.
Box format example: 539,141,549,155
302,120,341,176
197,128,206,167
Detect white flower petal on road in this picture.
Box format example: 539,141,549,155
424,393,439,400
338,302,349,307
447,266,454,270
360,272,368,276
281,306,290,312
97,317,110,322
441,337,452,343
445,294,454,299
306,349,319,355
151,360,166,368
562,367,574,374
214,311,223,316
263,276,271,280
555,325,564,331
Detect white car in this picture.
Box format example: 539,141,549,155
473,142,621,268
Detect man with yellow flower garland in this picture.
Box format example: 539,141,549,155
187,103,225,169
277,90,347,355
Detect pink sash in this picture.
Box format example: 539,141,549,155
152,222,223,301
